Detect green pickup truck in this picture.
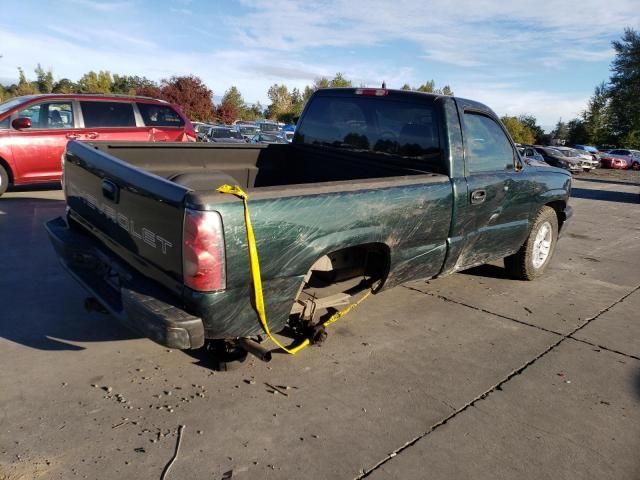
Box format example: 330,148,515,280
46,88,572,359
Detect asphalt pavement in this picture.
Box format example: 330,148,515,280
0,172,638,479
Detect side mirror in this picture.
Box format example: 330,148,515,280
12,117,32,130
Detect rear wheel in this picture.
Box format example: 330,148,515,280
0,165,8,196
504,206,558,280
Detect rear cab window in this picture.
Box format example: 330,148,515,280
80,101,136,128
137,103,184,127
296,94,445,173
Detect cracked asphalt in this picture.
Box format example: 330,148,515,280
1,171,639,479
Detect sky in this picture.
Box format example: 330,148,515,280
1,0,638,131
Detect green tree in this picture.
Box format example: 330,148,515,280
77,70,113,93
567,118,589,145
112,75,156,95
583,82,613,146
500,116,535,144
221,86,245,112
52,78,76,94
518,115,545,144
34,64,54,93
552,119,569,144
607,28,640,148
266,84,292,119
400,83,412,90
15,67,38,96
328,72,352,87
403,80,454,95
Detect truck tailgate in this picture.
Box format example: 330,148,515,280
63,140,189,294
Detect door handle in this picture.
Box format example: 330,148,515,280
470,189,487,205
66,133,80,140
85,132,100,140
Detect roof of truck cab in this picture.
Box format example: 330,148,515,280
312,87,496,117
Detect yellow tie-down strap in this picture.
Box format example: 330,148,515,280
216,184,371,355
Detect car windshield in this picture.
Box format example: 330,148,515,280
559,149,579,157
211,128,234,138
0,96,33,116
260,123,279,132
238,126,258,135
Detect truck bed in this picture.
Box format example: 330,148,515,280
90,141,445,191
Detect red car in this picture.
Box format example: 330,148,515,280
0,94,196,195
599,153,629,169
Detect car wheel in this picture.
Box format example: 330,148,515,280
504,206,559,281
632,161,640,171
0,164,9,196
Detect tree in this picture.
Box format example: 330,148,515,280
216,102,238,124
77,70,113,94
34,64,54,93
607,28,640,147
221,86,245,112
52,78,76,94
290,87,305,117
518,115,545,144
266,84,292,120
135,84,164,99
567,118,589,145
500,116,535,144
328,72,352,88
112,75,157,95
159,75,215,122
242,101,264,121
403,80,454,95
15,68,38,96
552,119,569,144
583,82,613,146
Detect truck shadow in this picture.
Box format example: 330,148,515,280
571,187,639,204
459,264,509,279
0,195,139,351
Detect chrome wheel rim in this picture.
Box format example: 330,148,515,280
532,221,552,269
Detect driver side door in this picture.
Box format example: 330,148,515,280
9,100,80,182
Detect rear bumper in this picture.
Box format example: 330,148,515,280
45,216,204,350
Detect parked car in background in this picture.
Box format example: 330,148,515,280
606,149,640,170
203,126,246,143
534,146,582,173
250,133,289,144
233,123,260,140
518,144,547,166
553,146,597,171
256,120,280,133
573,144,600,161
599,152,629,169
0,94,195,196
193,122,215,141
282,130,295,143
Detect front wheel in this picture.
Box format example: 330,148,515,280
504,206,559,280
0,164,8,196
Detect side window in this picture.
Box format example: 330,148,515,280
137,103,184,127
464,112,515,173
80,101,136,128
16,102,74,129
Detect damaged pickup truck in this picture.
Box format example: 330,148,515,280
46,88,572,361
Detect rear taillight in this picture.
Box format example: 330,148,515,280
183,209,226,291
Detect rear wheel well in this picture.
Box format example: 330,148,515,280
291,243,390,321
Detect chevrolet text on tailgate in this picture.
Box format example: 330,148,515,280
46,88,573,366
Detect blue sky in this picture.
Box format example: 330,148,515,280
1,0,638,130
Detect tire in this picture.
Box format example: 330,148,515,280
0,164,8,196
504,206,559,281
632,161,640,171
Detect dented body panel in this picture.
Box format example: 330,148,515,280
46,89,572,346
